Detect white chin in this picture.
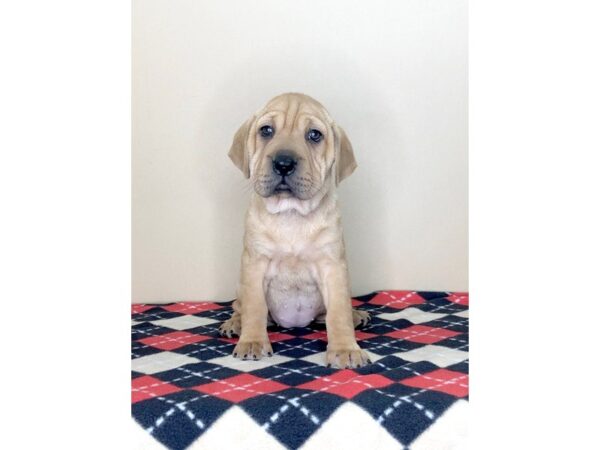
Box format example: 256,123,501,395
263,190,327,215
264,195,307,214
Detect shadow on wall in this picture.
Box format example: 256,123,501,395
197,46,405,299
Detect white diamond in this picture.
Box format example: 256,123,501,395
206,354,293,372
410,400,468,450
397,345,468,368
300,350,383,366
299,351,328,366
376,307,447,324
187,406,285,450
301,402,406,450
150,315,218,330
132,351,200,374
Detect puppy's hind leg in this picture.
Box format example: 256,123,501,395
219,299,242,338
352,309,370,328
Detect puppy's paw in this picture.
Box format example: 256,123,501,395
326,345,371,368
232,339,273,360
352,309,371,328
219,316,241,338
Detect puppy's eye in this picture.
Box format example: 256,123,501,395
259,125,274,138
307,129,323,143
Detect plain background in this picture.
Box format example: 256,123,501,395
133,0,468,302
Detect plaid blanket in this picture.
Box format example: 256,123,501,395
132,291,469,449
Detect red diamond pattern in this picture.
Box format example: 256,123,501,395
193,374,288,403
302,330,328,341
369,291,425,309
297,370,393,399
303,330,377,342
131,304,155,314
386,325,461,344
162,302,224,313
447,293,469,306
138,331,211,350
132,375,182,403
355,331,379,340
264,332,296,342
401,369,468,397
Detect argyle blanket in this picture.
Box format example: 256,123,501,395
132,290,469,450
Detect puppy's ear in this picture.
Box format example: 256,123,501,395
334,124,357,184
228,116,255,178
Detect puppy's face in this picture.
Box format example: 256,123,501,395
229,93,356,203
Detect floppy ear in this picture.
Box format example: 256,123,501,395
334,124,358,184
228,116,255,178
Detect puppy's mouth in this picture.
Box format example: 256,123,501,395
272,180,294,197
273,181,292,193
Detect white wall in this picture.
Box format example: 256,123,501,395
133,0,468,303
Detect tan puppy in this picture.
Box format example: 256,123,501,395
220,93,371,368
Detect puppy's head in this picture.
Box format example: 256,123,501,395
228,93,356,206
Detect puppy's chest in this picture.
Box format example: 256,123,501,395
264,229,325,328
264,255,324,328
250,216,340,328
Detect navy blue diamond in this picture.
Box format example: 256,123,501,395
426,319,468,334
362,355,415,371
378,360,441,381
365,318,413,335
152,361,241,388
436,334,468,350
185,324,223,337
360,336,423,355
241,388,345,449
446,360,469,374
193,309,232,323
132,390,231,450
131,342,163,359
353,383,456,446
133,309,184,323
274,337,326,358
131,323,180,341
251,359,330,386
417,291,449,301
170,339,234,361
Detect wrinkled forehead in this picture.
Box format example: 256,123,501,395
256,95,332,133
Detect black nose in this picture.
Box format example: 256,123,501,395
272,153,297,177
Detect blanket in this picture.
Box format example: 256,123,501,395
132,290,469,449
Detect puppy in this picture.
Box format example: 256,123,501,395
220,93,370,368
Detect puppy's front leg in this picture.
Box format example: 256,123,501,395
232,251,273,360
320,262,370,368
